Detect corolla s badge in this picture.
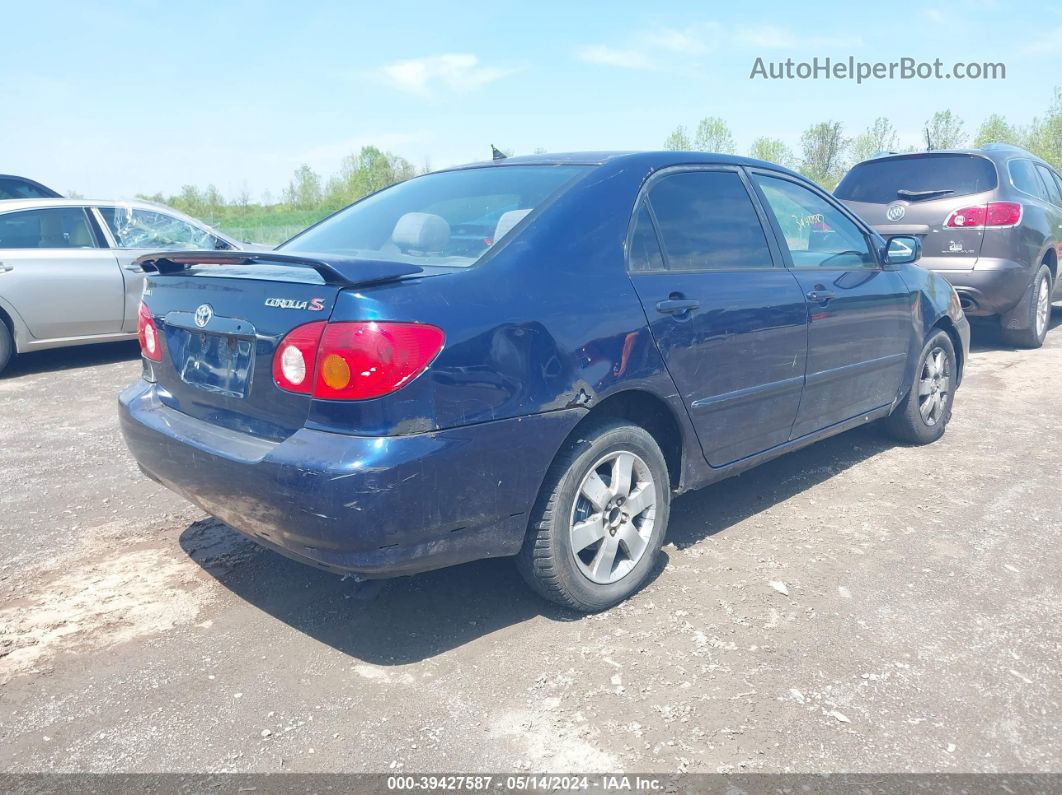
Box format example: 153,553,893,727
194,304,213,328
886,204,906,222
264,297,326,311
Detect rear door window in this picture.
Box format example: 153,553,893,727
755,175,875,269
0,207,98,249
628,202,664,272
835,154,997,203
645,170,774,271
1010,159,1046,198
1034,164,1062,206
98,206,221,249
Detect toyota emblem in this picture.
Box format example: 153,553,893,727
194,304,213,328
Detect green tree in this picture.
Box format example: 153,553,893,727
748,137,795,168
1024,87,1062,169
323,147,415,210
924,110,966,150
799,121,849,189
851,117,899,163
693,116,735,154
973,114,1021,148
284,165,323,210
663,125,692,151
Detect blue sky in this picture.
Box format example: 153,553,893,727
3,0,1059,199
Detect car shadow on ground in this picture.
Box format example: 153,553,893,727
181,422,897,665
1,340,140,378
968,305,1061,353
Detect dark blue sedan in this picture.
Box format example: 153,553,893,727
120,152,970,611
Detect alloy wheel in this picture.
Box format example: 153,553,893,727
917,347,951,427
1035,276,1051,339
569,450,657,585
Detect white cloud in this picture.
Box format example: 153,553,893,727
575,44,654,69
644,27,714,55
736,24,863,49
378,54,514,97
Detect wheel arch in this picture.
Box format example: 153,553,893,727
930,315,965,383
559,389,685,492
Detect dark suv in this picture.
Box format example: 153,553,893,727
836,145,1062,348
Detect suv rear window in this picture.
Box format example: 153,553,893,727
835,154,997,203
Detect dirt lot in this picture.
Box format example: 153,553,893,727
1,317,1060,774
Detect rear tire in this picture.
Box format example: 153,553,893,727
1001,264,1052,349
884,330,956,445
0,322,13,376
516,420,670,612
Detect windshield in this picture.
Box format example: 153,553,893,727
281,165,592,266
835,154,997,203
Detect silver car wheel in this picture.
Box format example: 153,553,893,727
1035,275,1051,339
917,347,951,427
569,450,657,585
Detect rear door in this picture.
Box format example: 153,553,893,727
627,167,809,467
835,153,998,270
751,171,911,437
0,206,123,339
97,205,232,332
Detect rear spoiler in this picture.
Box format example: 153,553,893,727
134,251,423,287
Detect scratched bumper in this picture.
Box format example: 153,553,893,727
119,380,582,577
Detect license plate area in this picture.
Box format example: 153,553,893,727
178,331,255,398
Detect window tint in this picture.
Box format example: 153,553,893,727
283,165,591,266
99,207,222,250
1054,172,1062,205
1010,159,1045,198
645,170,772,271
1035,164,1062,206
0,207,97,249
835,154,997,203
755,175,875,269
628,202,664,272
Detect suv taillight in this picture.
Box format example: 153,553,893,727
137,302,163,362
944,201,1022,229
273,321,445,400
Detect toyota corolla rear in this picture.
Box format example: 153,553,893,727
119,163,595,576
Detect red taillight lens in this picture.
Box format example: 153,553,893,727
945,202,1022,229
314,322,445,400
137,302,163,362
272,321,445,400
273,321,326,394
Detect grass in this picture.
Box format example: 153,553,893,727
196,206,331,246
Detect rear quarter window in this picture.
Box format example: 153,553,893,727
835,154,998,203
1009,159,1045,198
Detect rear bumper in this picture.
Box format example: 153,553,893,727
932,258,1031,316
119,380,582,577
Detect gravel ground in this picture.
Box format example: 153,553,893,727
0,315,1060,774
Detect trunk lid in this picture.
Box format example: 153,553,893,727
137,252,423,441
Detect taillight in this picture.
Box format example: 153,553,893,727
137,302,163,362
273,321,326,394
945,202,1022,229
273,321,445,400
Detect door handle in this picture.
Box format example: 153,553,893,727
656,298,700,315
806,289,835,303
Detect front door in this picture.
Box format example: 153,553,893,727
750,171,912,438
627,168,809,467
0,206,123,340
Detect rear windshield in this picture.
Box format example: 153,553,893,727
281,165,592,266
835,154,997,203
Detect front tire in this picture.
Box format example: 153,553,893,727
0,322,13,376
516,420,670,612
1001,264,1052,349
884,329,957,445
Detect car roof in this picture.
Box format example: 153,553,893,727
446,150,807,180
852,146,1057,170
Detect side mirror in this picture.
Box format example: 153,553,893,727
884,235,921,266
